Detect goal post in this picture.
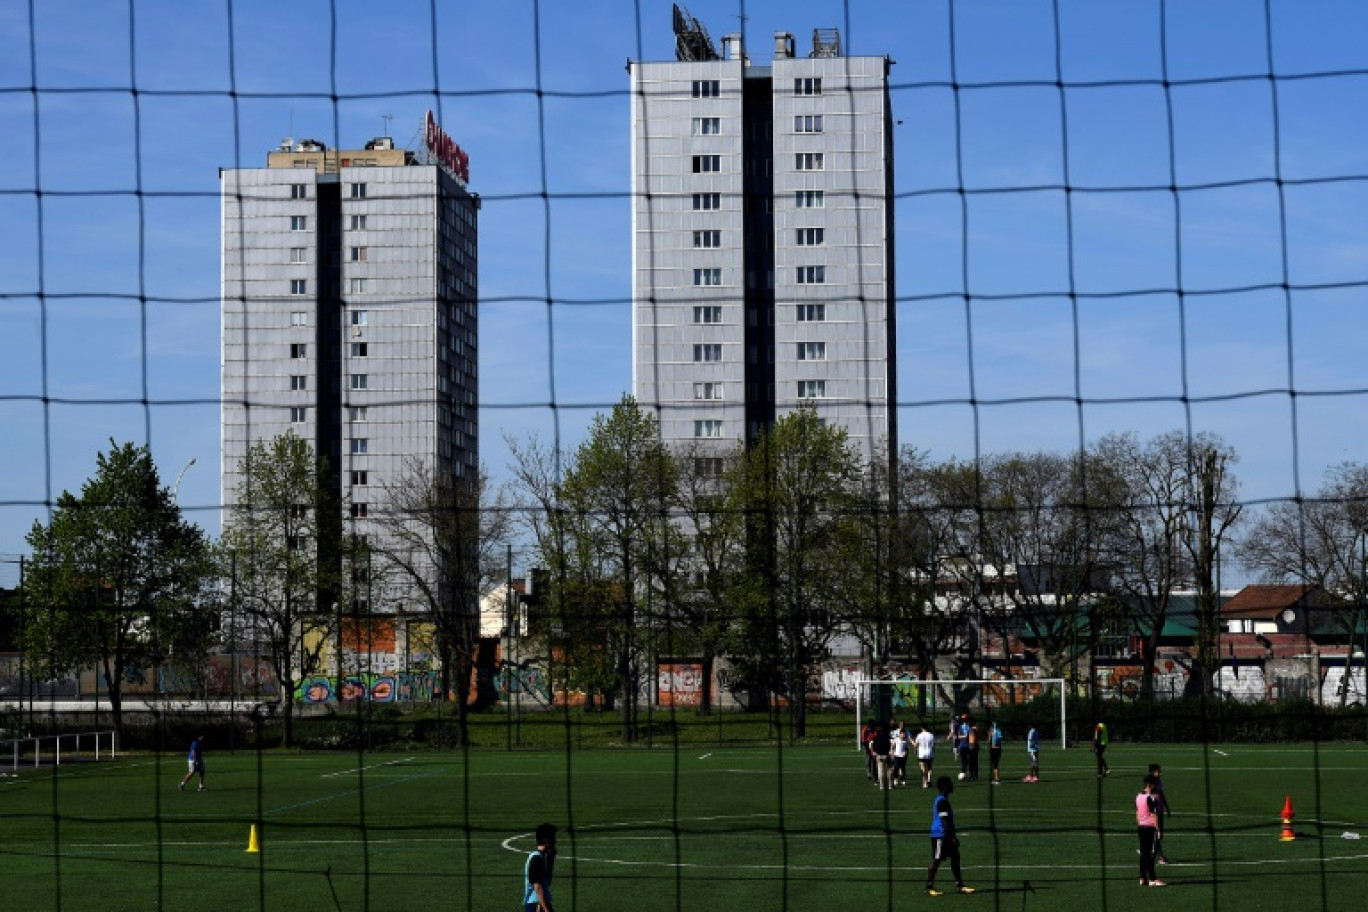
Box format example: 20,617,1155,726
855,677,1068,751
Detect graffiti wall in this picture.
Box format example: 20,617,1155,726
658,661,703,706
295,671,442,703
493,663,551,702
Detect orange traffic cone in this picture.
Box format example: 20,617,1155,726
1279,795,1296,841
246,824,261,853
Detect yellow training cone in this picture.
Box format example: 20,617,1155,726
246,824,261,853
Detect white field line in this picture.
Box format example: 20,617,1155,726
322,757,416,777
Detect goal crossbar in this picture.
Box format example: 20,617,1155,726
854,677,1068,750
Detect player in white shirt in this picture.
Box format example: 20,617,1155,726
891,720,911,786
914,723,937,788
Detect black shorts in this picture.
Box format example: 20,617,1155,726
989,747,1002,767
931,836,959,862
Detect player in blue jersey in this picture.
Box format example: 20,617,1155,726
1024,725,1040,782
523,822,557,911
178,735,206,792
925,776,976,895
988,721,1004,784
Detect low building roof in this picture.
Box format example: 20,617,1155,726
1220,584,1319,618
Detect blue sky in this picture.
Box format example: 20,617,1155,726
2,0,1367,585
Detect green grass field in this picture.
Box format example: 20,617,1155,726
2,741,1366,911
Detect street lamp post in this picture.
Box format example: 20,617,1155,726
172,457,197,505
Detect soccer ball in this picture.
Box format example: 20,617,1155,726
957,773,966,781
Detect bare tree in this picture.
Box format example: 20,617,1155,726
1092,431,1240,699
1241,462,1368,705
1182,435,1242,697
371,457,509,743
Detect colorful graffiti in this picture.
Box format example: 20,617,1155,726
493,664,551,702
658,662,703,706
295,671,441,703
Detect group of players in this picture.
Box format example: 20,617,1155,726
860,716,1174,893
860,714,1041,790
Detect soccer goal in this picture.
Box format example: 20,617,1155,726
855,677,1067,750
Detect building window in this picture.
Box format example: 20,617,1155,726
795,77,823,96
796,227,825,246
349,183,367,199
290,215,308,231
798,380,827,399
289,406,308,423
796,265,826,284
290,375,307,391
290,247,307,263
797,341,827,361
693,343,722,363
794,115,824,133
350,470,368,486
795,152,825,171
290,311,308,326
290,279,307,295
795,190,825,208
797,303,826,322
693,268,722,286
692,117,721,135
351,373,368,390
692,192,721,211
694,419,723,438
692,154,721,173
694,382,723,400
693,229,721,248
350,503,368,518
350,246,367,262
351,438,368,454
693,305,722,324
290,343,307,359
692,79,720,98
350,342,368,358
349,277,367,294
349,406,367,422
694,457,724,478
349,214,367,230
351,310,368,326
290,183,308,199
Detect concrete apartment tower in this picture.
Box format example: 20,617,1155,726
221,118,478,617
630,6,896,462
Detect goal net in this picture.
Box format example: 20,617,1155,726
855,677,1068,751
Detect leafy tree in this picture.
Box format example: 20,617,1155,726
23,440,213,733
371,457,509,742
666,440,749,712
220,432,342,745
729,407,864,737
1241,461,1368,705
508,396,677,741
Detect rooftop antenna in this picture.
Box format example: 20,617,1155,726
673,3,718,61
381,114,393,137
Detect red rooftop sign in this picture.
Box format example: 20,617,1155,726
425,110,470,183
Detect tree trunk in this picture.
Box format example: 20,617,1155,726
279,672,295,747
1137,628,1162,701
698,654,714,715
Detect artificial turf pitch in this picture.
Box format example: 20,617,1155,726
2,741,1365,911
